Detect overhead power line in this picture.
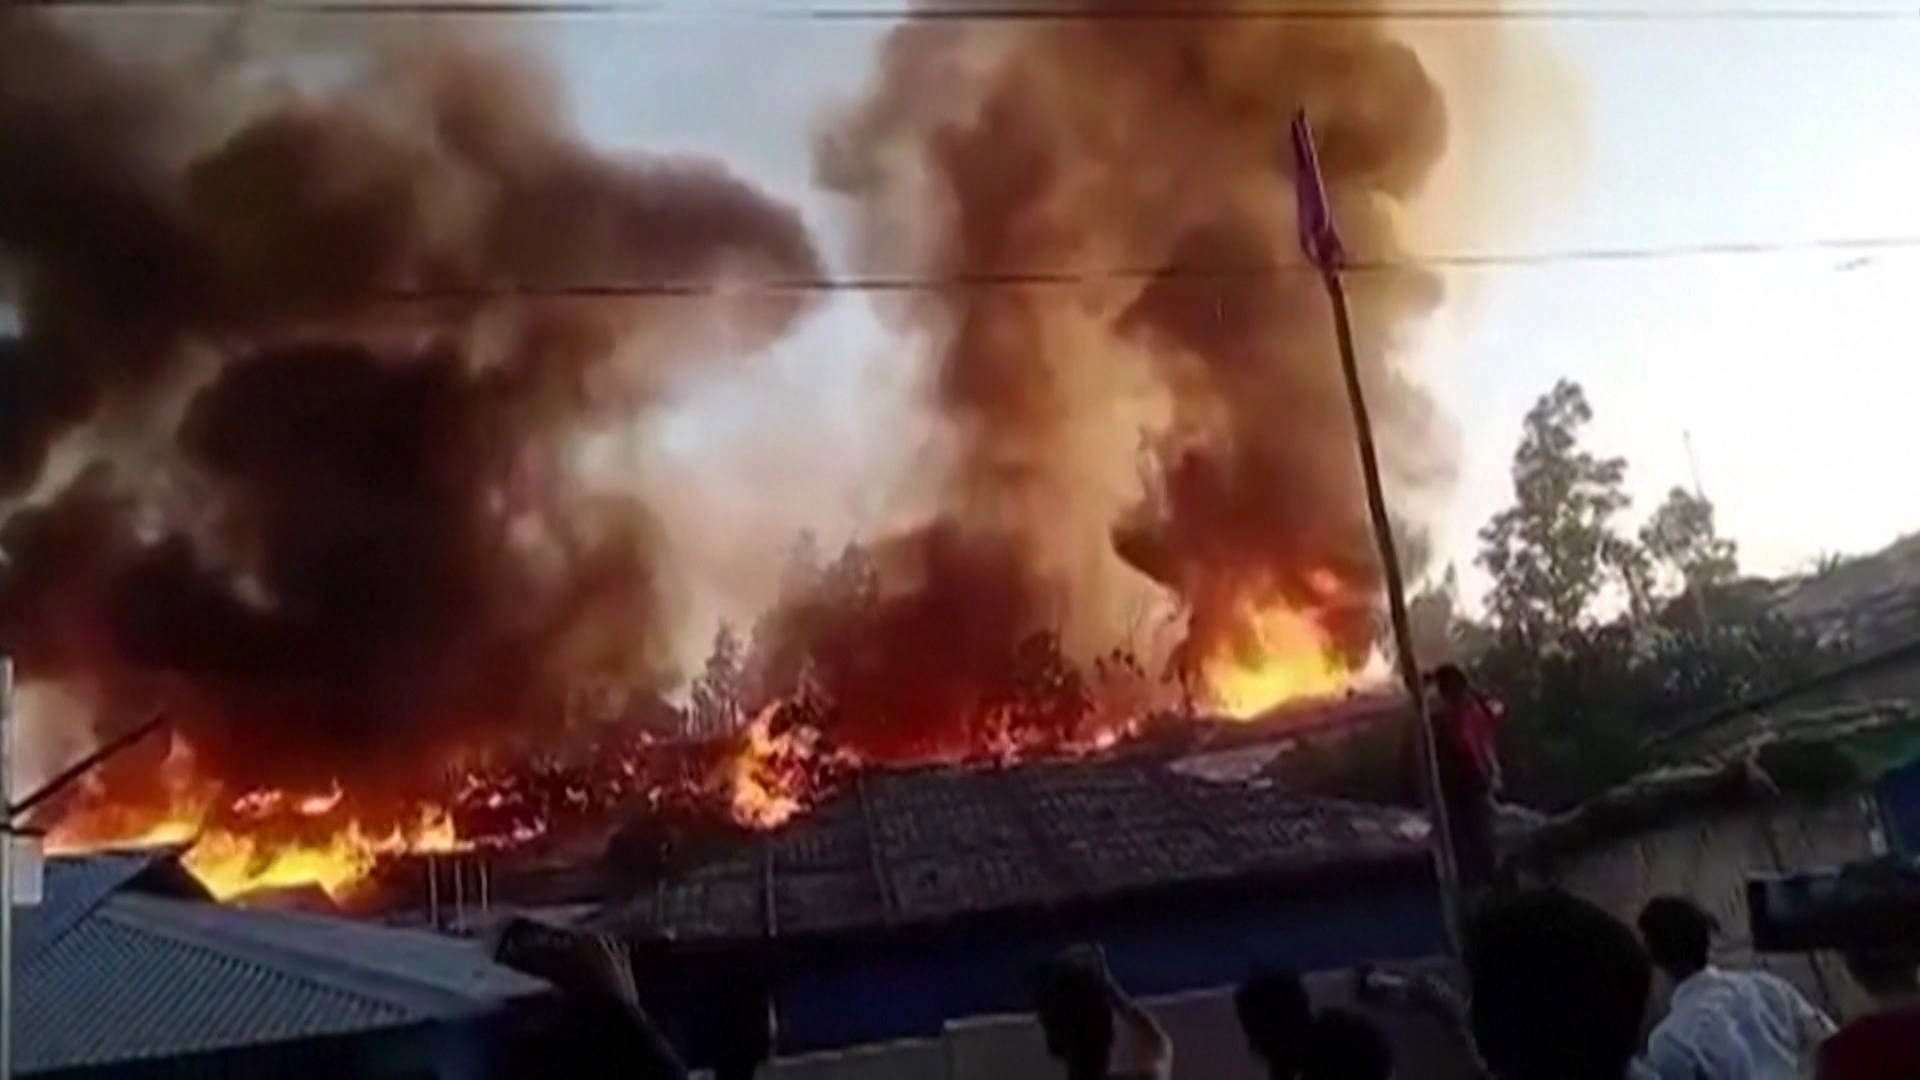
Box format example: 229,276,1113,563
359,234,1920,300
20,0,1920,21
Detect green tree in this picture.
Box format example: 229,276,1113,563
1474,612,1844,810
1407,565,1487,667
1477,380,1633,641
1641,487,1738,597
689,622,746,739
1603,533,1658,628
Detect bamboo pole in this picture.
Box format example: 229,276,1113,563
1292,112,1462,944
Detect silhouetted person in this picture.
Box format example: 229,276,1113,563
1036,946,1173,1080
1817,946,1920,1080
1465,888,1652,1080
1429,663,1504,890
490,918,688,1080
711,975,776,1080
1636,895,1832,1080
1302,1007,1394,1080
1236,970,1314,1079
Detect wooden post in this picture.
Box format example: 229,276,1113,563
1292,112,1462,942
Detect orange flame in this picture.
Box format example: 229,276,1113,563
724,704,810,830
44,736,468,901
178,805,463,901
1200,603,1352,719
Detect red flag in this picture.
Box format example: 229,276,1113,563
1290,110,1345,272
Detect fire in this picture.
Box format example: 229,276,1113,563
717,697,867,832
43,736,471,901
723,703,822,830
42,604,1353,896
1201,604,1352,719
51,795,466,902
178,806,462,902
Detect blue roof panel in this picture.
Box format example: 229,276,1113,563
15,848,169,965
18,853,549,1075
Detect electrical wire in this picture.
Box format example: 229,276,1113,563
350,234,1920,300
16,0,1920,21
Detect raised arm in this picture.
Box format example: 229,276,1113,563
1096,950,1173,1079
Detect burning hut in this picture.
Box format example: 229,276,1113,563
567,716,1448,1061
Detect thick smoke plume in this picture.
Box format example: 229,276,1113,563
3,0,1462,856
0,12,821,819
778,0,1454,740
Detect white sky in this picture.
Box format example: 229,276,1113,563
51,4,1920,616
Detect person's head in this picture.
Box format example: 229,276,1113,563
1301,1007,1393,1080
1036,955,1114,1078
1637,895,1716,982
1235,970,1313,1078
1466,889,1651,1080
1431,664,1471,705
1843,946,1920,1001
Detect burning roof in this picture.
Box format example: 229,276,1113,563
590,734,1432,947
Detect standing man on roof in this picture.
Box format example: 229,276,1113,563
1428,663,1506,894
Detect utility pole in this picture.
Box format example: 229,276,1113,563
1290,112,1462,937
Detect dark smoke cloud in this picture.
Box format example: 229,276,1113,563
0,13,822,813
792,0,1454,731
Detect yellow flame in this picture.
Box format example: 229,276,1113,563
1202,605,1351,719
726,705,805,830
178,804,463,901
47,760,467,902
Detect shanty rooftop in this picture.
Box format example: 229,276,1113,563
19,848,548,1077
587,729,1433,946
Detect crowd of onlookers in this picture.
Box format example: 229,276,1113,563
1029,888,1920,1080
494,877,1920,1080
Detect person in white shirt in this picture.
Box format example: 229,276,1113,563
1635,896,1836,1080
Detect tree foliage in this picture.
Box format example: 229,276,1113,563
1474,615,1842,809
1477,380,1634,641
1455,380,1847,810
1641,486,1739,597
688,622,746,738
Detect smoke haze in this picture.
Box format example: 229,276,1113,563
0,11,822,809
1,0,1464,818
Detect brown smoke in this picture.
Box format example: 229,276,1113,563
0,13,821,813
788,0,1454,736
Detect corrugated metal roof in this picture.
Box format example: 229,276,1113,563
18,853,549,1075
594,745,1432,944
19,910,408,1072
116,894,545,1010
15,848,171,966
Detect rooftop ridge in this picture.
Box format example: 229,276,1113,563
98,892,540,1020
